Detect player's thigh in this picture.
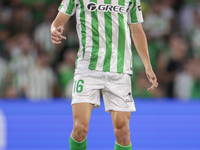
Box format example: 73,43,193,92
111,111,131,129
72,103,94,127
72,70,104,108
102,73,136,112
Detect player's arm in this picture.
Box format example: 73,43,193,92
50,12,71,44
130,23,158,92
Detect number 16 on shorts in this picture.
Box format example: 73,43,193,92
74,79,84,93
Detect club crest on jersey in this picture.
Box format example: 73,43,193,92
87,2,126,14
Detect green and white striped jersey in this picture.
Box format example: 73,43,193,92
59,0,143,74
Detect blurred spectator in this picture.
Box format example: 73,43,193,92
143,0,174,39
34,4,58,55
26,51,55,100
179,0,200,32
0,1,11,51
5,85,18,99
5,33,34,59
188,58,200,98
174,59,194,99
0,1,12,25
0,56,7,97
9,35,36,96
189,10,200,56
174,57,200,99
58,49,77,98
8,7,33,35
165,34,189,98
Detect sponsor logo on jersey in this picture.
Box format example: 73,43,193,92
87,2,126,14
87,2,97,11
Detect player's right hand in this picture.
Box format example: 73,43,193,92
51,26,66,44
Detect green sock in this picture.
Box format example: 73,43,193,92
114,142,132,150
69,135,87,150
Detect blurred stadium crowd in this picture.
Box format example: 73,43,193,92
0,0,200,100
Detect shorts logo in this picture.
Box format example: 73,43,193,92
126,92,134,102
87,2,126,14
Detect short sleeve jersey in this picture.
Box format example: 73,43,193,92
59,0,143,74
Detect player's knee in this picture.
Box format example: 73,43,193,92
114,125,130,140
73,123,88,138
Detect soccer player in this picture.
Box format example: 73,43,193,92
51,0,158,149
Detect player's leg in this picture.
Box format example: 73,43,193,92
70,103,93,150
102,72,135,150
111,111,132,150
70,69,103,149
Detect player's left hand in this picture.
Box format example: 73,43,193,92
145,68,158,92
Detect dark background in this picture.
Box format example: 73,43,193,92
0,0,200,100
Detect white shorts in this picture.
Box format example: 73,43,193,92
72,69,136,112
